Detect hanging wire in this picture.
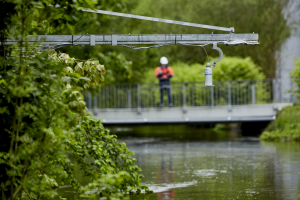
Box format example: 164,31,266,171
176,43,210,63
118,42,175,49
200,46,209,63
118,42,211,63
32,43,83,51
23,40,213,64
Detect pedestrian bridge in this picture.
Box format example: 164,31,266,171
83,79,293,124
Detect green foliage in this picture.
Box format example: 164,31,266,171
290,56,300,100
60,46,133,84
49,51,106,88
97,51,132,83
0,0,147,200
260,106,300,141
69,116,144,191
143,56,265,83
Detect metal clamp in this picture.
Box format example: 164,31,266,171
90,35,95,46
212,43,223,67
112,35,117,46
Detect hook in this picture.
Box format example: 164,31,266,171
212,43,223,67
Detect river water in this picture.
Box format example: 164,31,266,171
58,126,300,200
119,137,300,200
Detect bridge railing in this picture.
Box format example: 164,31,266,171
83,79,280,109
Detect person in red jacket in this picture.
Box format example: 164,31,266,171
155,57,174,107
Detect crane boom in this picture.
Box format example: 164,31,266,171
6,34,258,45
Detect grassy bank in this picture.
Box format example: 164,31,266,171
260,106,300,141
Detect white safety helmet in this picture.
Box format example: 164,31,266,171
160,57,168,65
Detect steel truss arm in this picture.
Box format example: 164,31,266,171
6,33,259,45
80,8,235,33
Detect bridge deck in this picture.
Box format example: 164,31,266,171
91,103,291,124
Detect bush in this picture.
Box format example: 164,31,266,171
260,106,300,141
143,56,265,83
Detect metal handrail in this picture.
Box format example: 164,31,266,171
83,79,290,109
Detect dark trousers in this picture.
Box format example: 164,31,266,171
159,82,172,105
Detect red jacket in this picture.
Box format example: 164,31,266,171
154,66,174,80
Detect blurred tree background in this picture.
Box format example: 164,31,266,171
143,56,265,83
55,0,293,83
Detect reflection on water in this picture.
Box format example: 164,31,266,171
124,138,300,200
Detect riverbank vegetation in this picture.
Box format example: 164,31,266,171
260,106,300,141
0,1,149,199
260,57,300,142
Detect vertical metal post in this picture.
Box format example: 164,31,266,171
128,89,131,108
93,94,98,115
192,85,194,106
182,83,186,113
137,84,141,114
273,79,277,108
251,84,255,105
114,86,116,108
211,87,214,107
88,92,92,110
228,82,231,112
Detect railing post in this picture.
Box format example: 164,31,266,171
228,82,232,112
137,84,141,114
93,94,98,115
88,92,92,110
128,89,131,108
211,87,214,107
182,83,187,113
273,79,277,109
251,84,255,105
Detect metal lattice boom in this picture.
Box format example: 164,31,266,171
6,33,259,45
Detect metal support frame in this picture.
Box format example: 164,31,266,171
6,34,259,45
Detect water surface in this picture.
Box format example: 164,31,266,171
120,138,300,200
